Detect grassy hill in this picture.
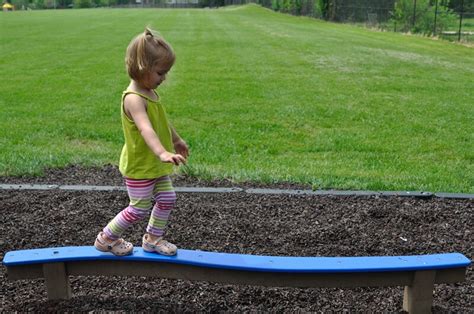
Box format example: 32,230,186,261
1,5,473,192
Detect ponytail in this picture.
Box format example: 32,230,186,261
136,32,148,71
125,27,176,82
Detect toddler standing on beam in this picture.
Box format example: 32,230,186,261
94,28,188,256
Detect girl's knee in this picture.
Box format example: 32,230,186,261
154,190,176,206
124,205,150,221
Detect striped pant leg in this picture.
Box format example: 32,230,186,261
146,176,176,237
103,178,155,240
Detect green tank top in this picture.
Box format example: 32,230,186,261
119,90,173,179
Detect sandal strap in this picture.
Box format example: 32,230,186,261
98,233,123,249
147,237,173,248
160,240,173,248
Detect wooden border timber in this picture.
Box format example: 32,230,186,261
4,247,471,313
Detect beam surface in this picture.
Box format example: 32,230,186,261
4,247,470,273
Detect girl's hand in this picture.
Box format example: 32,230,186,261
159,151,186,166
173,139,189,159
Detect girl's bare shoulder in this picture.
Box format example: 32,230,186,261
124,92,147,107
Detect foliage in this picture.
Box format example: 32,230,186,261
10,0,74,9
292,0,302,15
281,0,290,13
9,0,30,9
100,0,117,6
73,0,92,7
300,0,317,16
267,0,319,16
316,0,328,18
390,0,458,34
201,0,226,7
271,0,280,10
449,0,474,12
261,0,398,23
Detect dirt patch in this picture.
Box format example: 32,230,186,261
0,166,472,312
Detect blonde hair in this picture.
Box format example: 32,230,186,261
125,28,175,82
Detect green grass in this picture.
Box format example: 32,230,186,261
1,5,473,192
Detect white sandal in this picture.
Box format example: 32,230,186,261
142,234,177,256
94,232,133,256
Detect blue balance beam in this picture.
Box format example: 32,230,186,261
3,247,470,313
3,246,470,272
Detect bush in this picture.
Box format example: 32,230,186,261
281,0,291,13
271,0,280,11
33,0,45,8
391,0,458,35
268,0,318,17
73,0,92,8
316,0,328,19
293,0,302,15
300,0,316,16
100,0,118,6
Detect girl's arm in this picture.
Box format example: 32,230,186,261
170,125,181,143
124,94,186,165
170,124,189,159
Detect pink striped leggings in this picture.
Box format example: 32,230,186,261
103,176,176,240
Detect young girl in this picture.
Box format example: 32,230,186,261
94,28,188,256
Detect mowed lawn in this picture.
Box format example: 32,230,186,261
0,5,473,192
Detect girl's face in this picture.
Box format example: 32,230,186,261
142,64,170,89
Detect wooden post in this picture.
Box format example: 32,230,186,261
403,270,436,314
42,263,71,300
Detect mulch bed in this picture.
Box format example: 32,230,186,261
0,165,472,312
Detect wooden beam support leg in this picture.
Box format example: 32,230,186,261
42,263,71,300
403,270,436,314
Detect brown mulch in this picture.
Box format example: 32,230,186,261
0,165,472,312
